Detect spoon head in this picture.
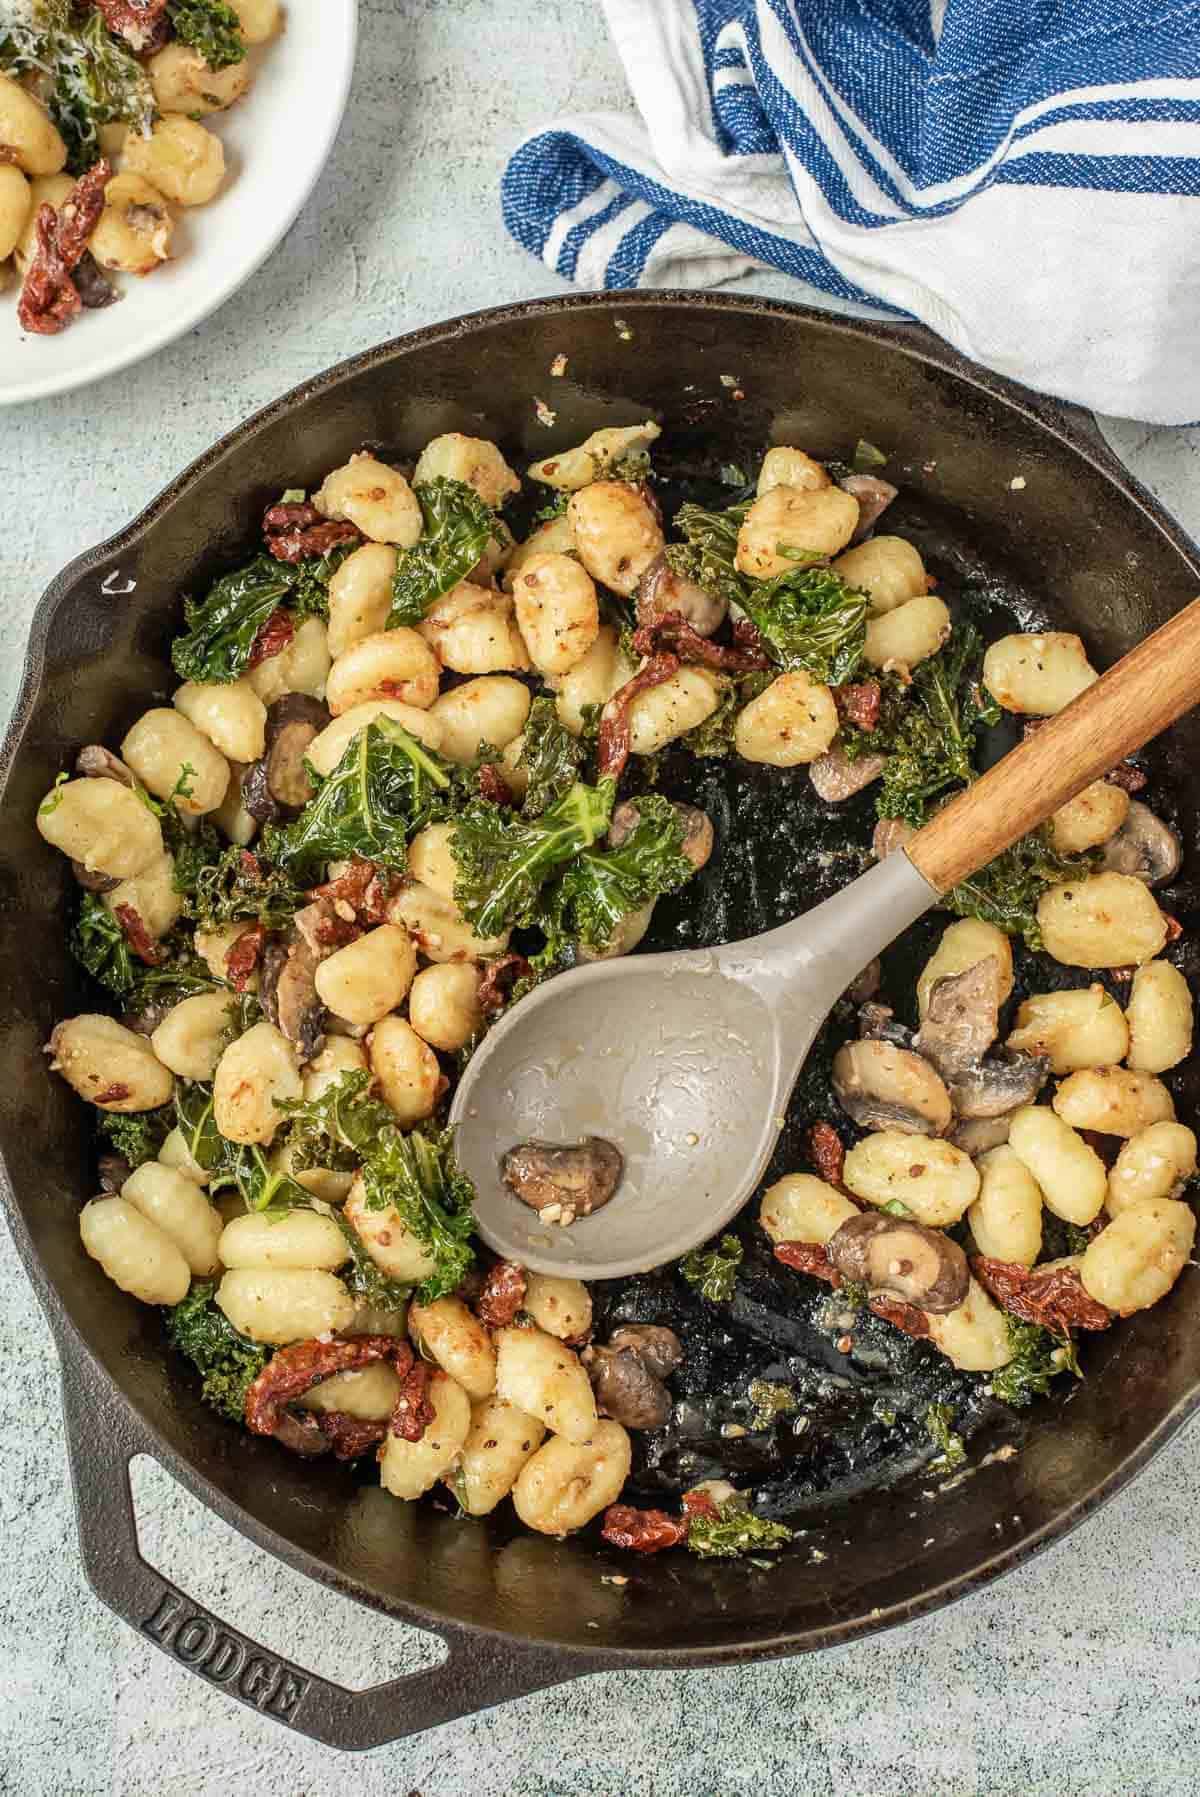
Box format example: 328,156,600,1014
449,949,789,1279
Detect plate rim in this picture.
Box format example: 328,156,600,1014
0,0,359,409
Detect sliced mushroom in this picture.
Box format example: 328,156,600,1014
857,1002,912,1047
121,997,175,1037
260,935,326,1063
832,1039,952,1135
71,859,121,893
292,899,344,962
839,473,899,541
97,1152,132,1192
949,1114,1012,1155
76,744,137,787
947,1051,1048,1119
1100,800,1182,886
608,1324,683,1380
827,1210,968,1313
872,816,916,860
914,959,1002,1078
637,551,728,638
809,745,888,803
846,958,881,1005
246,695,331,823
585,1343,672,1430
501,1135,624,1221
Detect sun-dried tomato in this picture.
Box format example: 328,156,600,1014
731,616,766,658
224,922,266,992
310,858,391,925
263,500,361,564
113,903,165,966
247,607,295,669
774,1240,841,1286
631,611,770,674
1164,913,1183,944
680,1487,720,1522
597,651,681,781
972,1256,1111,1332
476,1260,527,1330
391,1359,436,1443
600,1503,688,1553
245,1335,416,1439
831,681,882,731
18,161,112,336
477,951,532,1017
808,1121,848,1191
93,0,168,49
314,1412,389,1461
478,763,513,805
867,1294,931,1338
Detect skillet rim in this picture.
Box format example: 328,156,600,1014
4,289,1200,1676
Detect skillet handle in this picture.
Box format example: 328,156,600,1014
59,1364,575,1750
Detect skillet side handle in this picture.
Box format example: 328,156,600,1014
59,1367,575,1751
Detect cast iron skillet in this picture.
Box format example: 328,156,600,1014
3,294,1200,1751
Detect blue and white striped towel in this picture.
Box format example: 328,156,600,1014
502,0,1200,424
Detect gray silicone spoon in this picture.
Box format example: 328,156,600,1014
449,596,1200,1279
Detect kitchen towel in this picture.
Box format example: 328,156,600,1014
501,0,1200,423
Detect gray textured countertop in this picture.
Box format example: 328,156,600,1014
3,4,1200,1791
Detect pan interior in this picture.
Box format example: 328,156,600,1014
4,296,1200,1658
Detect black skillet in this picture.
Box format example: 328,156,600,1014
2,294,1199,1750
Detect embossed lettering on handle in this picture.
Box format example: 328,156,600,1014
141,1587,310,1722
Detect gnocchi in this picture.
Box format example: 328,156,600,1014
968,1146,1043,1267
494,1326,598,1443
326,630,441,715
1007,1105,1107,1223
407,963,483,1053
48,1015,173,1113
212,1021,301,1144
982,632,1097,716
918,918,1014,1015
734,671,838,767
862,595,951,673
379,1372,472,1500
512,1422,633,1535
217,1268,356,1344
1080,1199,1195,1315
327,545,399,658
344,1173,436,1283
1107,1122,1198,1215
121,1162,222,1276
1037,873,1168,968
759,1174,858,1245
121,709,229,815
409,1296,497,1401
832,537,926,613
414,434,521,508
418,585,530,676
1007,985,1129,1073
37,777,162,880
80,1197,190,1307
1125,960,1193,1073
451,1397,547,1516
736,485,859,577
150,991,236,1081
314,924,417,1026
843,1132,980,1226
218,1209,349,1272
315,455,422,548
369,1016,441,1125
429,676,531,764
511,554,600,675
1052,1067,1175,1137
567,481,664,596
306,700,443,777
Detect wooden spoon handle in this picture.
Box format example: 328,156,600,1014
907,595,1200,895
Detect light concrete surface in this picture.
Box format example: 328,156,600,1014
2,3,1200,1792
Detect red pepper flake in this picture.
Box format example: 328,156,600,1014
113,904,165,967
247,607,295,670
600,1504,688,1554
476,1260,527,1330
18,161,112,336
224,922,266,992
972,1256,1112,1332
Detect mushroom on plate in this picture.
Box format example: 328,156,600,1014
915,958,1048,1119
585,1323,683,1429
243,695,331,823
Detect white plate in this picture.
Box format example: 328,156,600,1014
0,1,357,407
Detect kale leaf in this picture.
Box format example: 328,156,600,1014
389,479,497,627
193,844,302,931
361,1126,477,1304
166,0,246,69
451,779,616,941
925,1402,967,1470
288,539,357,622
165,1278,268,1423
538,792,693,952
680,1233,743,1302
275,1068,394,1169
70,893,134,996
517,697,588,817
687,1499,793,1560
944,830,1092,951
990,1318,1079,1408
171,556,295,685
852,439,888,472
3,5,156,175
669,500,868,682
262,717,456,879
846,622,1000,827
98,1105,173,1171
